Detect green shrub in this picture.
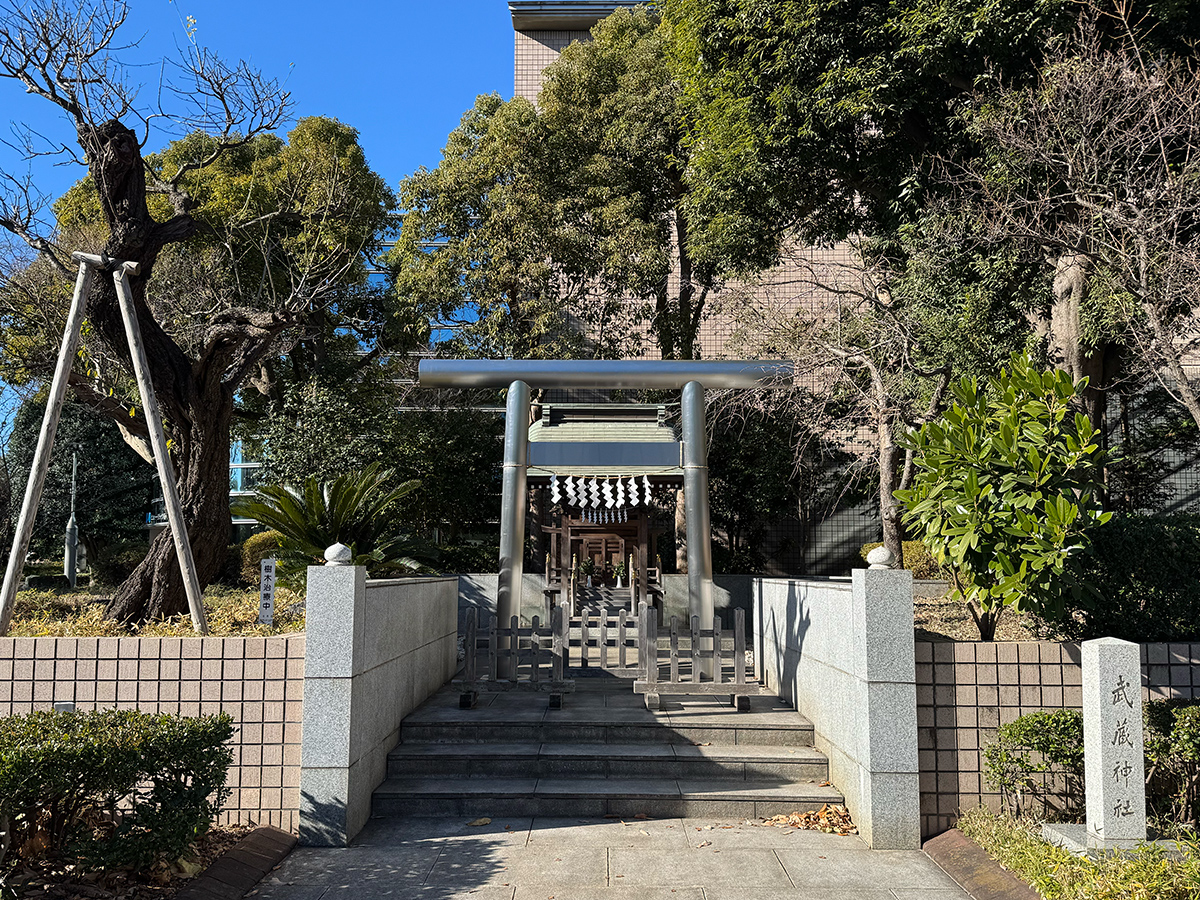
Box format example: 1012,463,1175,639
231,463,436,581
1049,514,1200,642
0,709,233,871
859,541,945,580
896,354,1110,640
984,701,1200,828
983,709,1085,819
1146,701,1200,829
436,542,499,574
88,542,148,587
959,807,1200,900
241,530,282,585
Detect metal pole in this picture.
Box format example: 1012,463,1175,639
112,268,209,635
64,451,78,589
0,260,94,635
681,381,714,678
497,379,530,678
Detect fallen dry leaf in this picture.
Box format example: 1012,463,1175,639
467,817,492,826
761,804,858,836
697,840,712,848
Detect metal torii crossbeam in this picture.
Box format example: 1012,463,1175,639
0,252,209,635
418,358,793,679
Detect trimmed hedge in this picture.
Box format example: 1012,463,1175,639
0,709,233,871
1054,514,1200,642
859,541,945,580
89,542,147,587
241,530,282,586
984,701,1200,828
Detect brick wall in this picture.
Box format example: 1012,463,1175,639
0,635,305,832
916,639,1200,838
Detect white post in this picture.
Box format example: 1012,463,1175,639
112,267,209,634
0,259,94,635
1083,637,1147,850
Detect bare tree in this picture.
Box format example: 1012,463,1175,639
0,0,390,622
955,15,1200,433
717,243,952,561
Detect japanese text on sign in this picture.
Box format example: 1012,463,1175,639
258,557,276,625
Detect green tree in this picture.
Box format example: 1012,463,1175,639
896,355,1111,640
6,398,155,560
253,381,502,547
390,7,730,362
0,1,393,626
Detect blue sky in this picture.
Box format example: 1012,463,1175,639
0,0,515,207
0,0,518,439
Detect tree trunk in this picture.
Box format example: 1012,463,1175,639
105,379,234,621
77,119,232,622
674,489,687,573
878,408,906,561
1041,254,1113,433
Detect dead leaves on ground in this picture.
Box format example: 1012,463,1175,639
761,804,858,836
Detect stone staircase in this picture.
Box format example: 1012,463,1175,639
372,616,843,818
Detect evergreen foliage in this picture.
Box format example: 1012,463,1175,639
896,355,1111,639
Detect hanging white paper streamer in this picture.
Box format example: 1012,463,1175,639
642,475,651,502
622,509,628,523
590,478,602,508
550,474,561,504
565,476,577,506
602,479,615,508
627,476,639,506
615,478,625,507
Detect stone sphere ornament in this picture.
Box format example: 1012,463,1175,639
325,543,353,566
866,546,897,569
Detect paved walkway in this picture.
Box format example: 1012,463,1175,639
248,816,970,900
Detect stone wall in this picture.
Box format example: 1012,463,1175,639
753,571,919,849
0,635,305,831
916,639,1200,837
300,571,458,846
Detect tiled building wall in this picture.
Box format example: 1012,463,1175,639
916,639,1200,838
0,635,305,832
515,30,589,101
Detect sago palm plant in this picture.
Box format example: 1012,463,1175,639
231,463,437,579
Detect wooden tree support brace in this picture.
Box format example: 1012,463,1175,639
0,253,209,636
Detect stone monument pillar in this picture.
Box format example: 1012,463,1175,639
1082,637,1146,850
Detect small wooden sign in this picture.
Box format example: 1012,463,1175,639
258,558,276,625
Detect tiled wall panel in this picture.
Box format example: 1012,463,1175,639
0,635,305,832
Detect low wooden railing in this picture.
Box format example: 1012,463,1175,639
634,607,751,710
455,606,574,708
574,608,641,674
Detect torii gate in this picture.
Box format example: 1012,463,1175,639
419,359,793,677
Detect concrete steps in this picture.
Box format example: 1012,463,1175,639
372,676,842,820
372,775,844,818
386,741,831,781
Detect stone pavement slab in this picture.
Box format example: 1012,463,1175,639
248,817,972,900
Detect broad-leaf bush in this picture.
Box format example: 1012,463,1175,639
896,355,1111,639
0,709,233,871
1049,514,1200,642
983,709,1085,819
